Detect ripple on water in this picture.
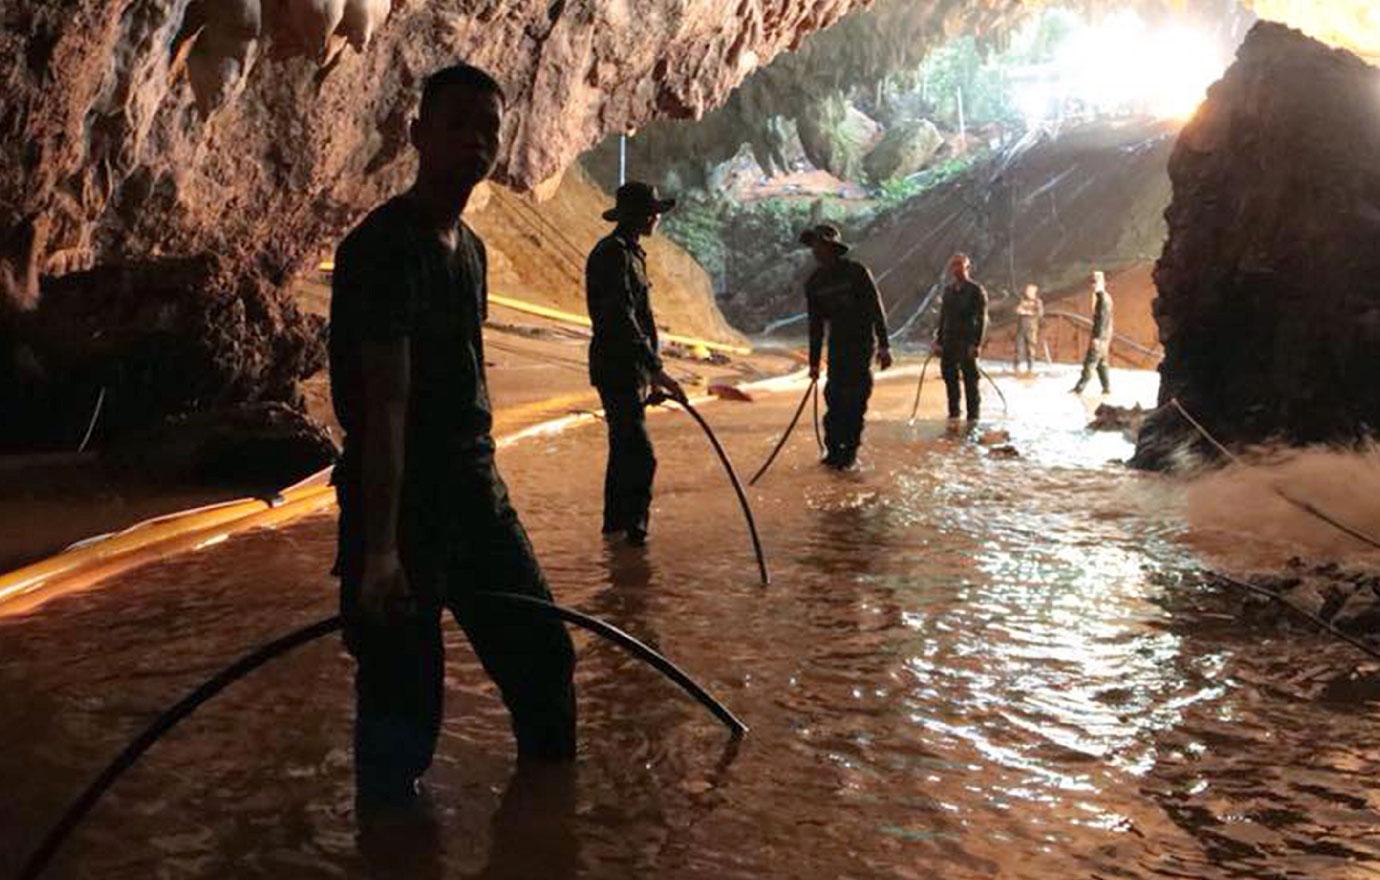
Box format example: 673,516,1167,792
3,369,1380,878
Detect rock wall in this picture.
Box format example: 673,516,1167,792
1134,22,1380,469
727,118,1175,337
0,0,895,448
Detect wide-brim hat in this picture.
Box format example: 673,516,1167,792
602,181,677,222
798,223,850,254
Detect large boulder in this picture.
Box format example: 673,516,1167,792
1134,22,1380,469
863,118,945,183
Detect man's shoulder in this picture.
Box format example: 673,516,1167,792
588,232,631,266
338,197,414,262
965,280,988,298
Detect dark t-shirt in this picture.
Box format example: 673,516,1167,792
329,195,494,533
805,257,889,381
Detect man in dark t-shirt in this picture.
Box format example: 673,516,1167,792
802,224,892,468
329,64,576,815
935,253,989,421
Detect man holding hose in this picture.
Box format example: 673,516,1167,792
802,223,893,468
329,63,577,819
586,181,686,546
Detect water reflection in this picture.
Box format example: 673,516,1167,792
3,368,1380,878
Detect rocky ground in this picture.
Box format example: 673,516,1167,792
1228,559,1380,646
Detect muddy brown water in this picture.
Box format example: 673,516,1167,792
3,367,1380,879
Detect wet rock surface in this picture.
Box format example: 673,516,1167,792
1137,22,1380,470
0,0,885,445
1232,558,1380,643
2,256,325,452
106,402,337,489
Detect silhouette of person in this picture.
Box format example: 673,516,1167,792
1072,270,1114,395
800,223,892,468
586,182,686,546
1014,283,1044,374
934,253,989,421
329,63,577,819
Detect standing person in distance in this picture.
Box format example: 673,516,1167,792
586,181,686,546
801,223,893,469
329,63,578,820
1071,269,1114,396
1013,283,1044,375
935,253,989,422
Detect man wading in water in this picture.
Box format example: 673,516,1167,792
329,64,577,819
586,181,686,546
1071,269,1114,396
935,253,989,422
801,224,892,468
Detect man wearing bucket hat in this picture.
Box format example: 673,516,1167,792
801,223,893,468
586,181,686,545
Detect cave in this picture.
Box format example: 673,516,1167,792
5,2,1380,878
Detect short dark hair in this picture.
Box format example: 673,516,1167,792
419,63,506,118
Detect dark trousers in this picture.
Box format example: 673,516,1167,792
823,372,873,465
596,384,656,535
339,458,577,796
1075,346,1111,393
941,352,981,419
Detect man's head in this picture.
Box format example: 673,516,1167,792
949,253,971,282
1091,270,1106,292
410,63,506,194
603,182,676,237
1023,283,1040,300
798,224,849,264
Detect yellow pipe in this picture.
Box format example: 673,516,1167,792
0,488,337,617
319,260,751,357
486,294,752,357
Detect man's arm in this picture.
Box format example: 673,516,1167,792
973,284,990,352
807,289,824,378
358,336,411,618
860,265,892,369
1091,293,1109,341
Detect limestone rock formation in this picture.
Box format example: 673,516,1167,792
0,0,886,449
1133,23,1380,469
863,118,945,183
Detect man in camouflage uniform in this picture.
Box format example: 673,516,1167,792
1072,270,1114,395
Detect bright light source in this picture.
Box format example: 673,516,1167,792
1011,12,1229,125
1249,0,1380,62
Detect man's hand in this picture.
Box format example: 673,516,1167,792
360,551,413,623
931,341,942,356
651,368,687,403
808,364,820,381
877,348,893,371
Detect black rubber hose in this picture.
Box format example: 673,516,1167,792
748,379,816,486
474,592,748,735
19,594,747,880
908,354,935,423
662,396,770,585
811,380,824,454
18,615,344,880
976,363,1009,414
